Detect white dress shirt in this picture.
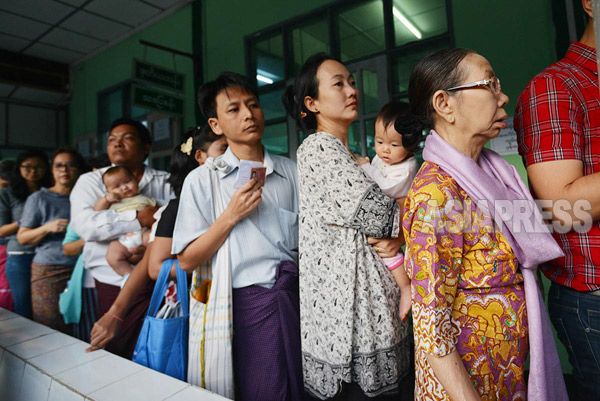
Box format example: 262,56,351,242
70,165,172,286
171,148,298,289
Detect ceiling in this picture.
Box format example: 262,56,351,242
0,0,193,106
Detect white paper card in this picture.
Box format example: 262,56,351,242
233,160,264,189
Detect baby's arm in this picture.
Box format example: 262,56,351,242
94,192,120,211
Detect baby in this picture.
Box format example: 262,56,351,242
357,102,419,321
94,166,156,279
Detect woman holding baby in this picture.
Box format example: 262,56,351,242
284,53,411,400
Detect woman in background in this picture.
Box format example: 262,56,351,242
0,149,51,317
0,160,15,310
17,147,86,332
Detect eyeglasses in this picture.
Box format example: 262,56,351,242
446,76,501,95
53,162,78,170
20,165,45,172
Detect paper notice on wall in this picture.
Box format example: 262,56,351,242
489,116,519,155
77,139,91,158
153,118,170,142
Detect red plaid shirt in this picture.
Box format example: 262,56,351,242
515,41,600,291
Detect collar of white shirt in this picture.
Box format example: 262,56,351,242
218,147,286,179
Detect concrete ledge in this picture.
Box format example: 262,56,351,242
0,307,228,401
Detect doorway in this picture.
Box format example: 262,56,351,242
345,54,390,158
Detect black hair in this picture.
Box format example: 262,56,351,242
0,160,15,183
188,125,222,154
87,154,111,170
395,48,474,145
168,125,224,197
282,53,337,133
197,72,259,119
109,118,152,147
375,101,421,154
10,149,52,201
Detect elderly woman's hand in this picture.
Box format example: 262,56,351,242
367,235,405,258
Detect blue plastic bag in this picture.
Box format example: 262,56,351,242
133,259,189,380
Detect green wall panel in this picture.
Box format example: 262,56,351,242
452,0,557,183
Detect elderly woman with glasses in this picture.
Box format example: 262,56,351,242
17,147,86,333
400,48,568,401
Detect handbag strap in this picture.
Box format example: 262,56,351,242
147,258,187,317
210,168,226,215
174,259,189,316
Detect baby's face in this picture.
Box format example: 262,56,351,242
374,118,409,165
104,170,139,199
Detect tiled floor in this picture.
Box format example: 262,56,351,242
0,307,229,401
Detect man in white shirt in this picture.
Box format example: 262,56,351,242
70,118,171,358
172,73,302,400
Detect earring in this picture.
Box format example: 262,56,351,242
315,108,318,111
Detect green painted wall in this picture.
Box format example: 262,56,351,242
202,0,337,79
69,5,196,142
452,0,557,183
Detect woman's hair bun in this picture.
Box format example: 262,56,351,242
395,113,424,153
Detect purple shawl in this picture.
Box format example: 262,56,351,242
423,130,568,401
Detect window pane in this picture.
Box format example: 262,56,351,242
393,0,448,47
366,118,376,159
263,122,288,155
131,105,149,120
291,19,330,75
338,0,385,62
260,88,286,121
392,40,450,95
348,121,362,155
254,34,285,87
362,69,380,115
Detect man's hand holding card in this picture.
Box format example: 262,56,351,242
234,160,267,189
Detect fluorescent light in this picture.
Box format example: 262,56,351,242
393,7,422,39
256,74,274,84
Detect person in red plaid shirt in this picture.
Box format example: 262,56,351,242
514,1,600,398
